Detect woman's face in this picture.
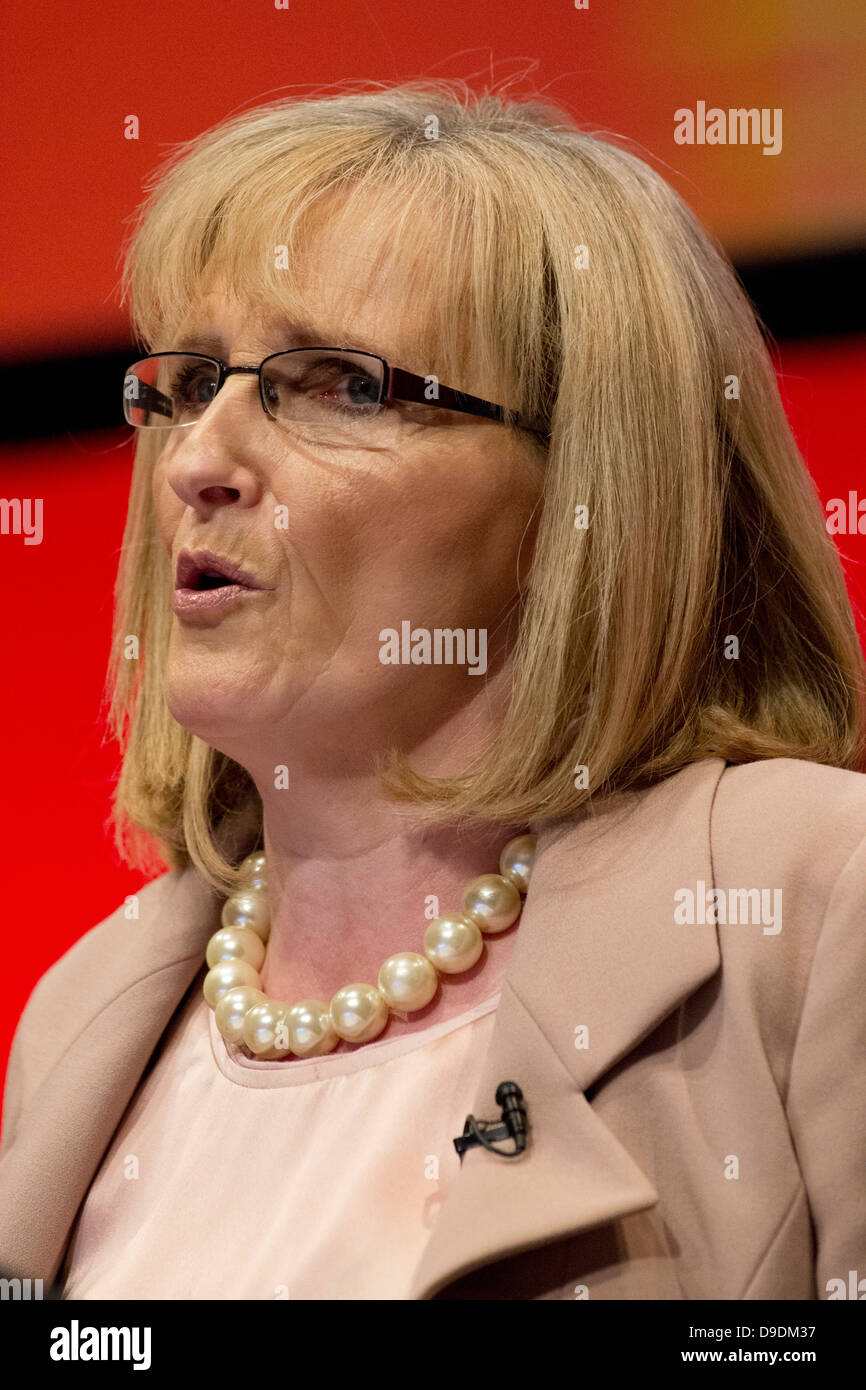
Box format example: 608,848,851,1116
151,234,544,778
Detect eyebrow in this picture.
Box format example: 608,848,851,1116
173,321,407,365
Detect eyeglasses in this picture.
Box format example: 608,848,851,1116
122,348,549,444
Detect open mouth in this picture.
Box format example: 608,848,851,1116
193,570,238,591
175,550,262,592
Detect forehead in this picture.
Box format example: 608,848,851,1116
171,212,444,373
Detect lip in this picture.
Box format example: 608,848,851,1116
173,547,273,622
175,548,265,592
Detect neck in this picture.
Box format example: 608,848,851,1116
249,771,527,1040
219,668,531,1043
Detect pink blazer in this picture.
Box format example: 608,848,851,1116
1,755,864,1299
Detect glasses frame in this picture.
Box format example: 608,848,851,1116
123,347,550,439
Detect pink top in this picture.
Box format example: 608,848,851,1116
60,982,501,1299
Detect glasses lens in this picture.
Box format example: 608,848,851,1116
261,350,385,438
123,354,220,428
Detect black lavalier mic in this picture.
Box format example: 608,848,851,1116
453,1080,528,1161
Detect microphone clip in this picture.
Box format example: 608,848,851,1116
453,1080,528,1161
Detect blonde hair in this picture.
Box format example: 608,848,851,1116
107,78,866,894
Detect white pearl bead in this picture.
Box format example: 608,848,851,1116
330,983,389,1043
423,914,483,974
242,999,292,1057
221,889,270,943
207,837,536,1056
463,874,521,934
203,959,262,1008
286,999,339,1057
214,985,266,1043
205,926,266,970
499,834,537,893
377,952,439,1011
238,851,267,892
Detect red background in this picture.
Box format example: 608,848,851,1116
1,1,864,1108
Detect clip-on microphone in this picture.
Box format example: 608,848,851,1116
453,1080,528,1161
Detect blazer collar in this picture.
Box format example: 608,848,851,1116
0,758,726,1294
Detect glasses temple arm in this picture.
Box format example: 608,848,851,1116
125,376,174,420
387,367,546,433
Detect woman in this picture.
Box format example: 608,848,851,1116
1,80,864,1301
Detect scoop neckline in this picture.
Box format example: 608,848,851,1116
208,988,503,1089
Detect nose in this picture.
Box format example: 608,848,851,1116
164,374,267,516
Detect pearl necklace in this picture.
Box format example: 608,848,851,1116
202,833,537,1059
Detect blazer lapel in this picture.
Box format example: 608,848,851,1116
407,757,726,1299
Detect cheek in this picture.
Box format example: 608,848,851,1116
329,450,538,618
355,438,535,539
390,451,538,579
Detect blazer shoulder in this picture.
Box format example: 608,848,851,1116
21,870,183,1024
711,756,866,883
2,870,183,1145
708,756,866,1046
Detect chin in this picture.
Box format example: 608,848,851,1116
164,679,256,748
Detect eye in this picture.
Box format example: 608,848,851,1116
331,370,382,410
306,362,382,414
278,356,383,413
171,361,218,407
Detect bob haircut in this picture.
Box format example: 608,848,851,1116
108,78,866,895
